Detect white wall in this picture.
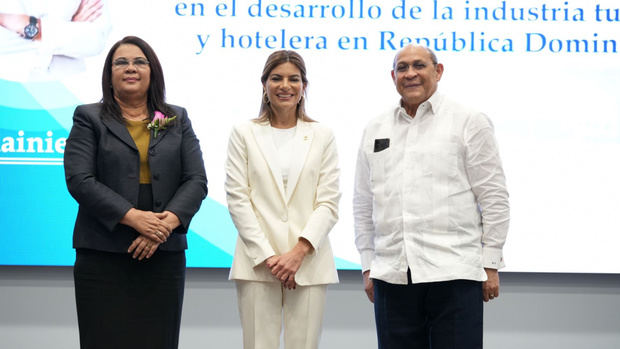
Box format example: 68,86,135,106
1,267,619,348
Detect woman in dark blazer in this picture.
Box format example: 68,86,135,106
64,36,207,349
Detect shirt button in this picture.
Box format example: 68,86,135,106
153,174,160,180
155,201,162,207
281,214,288,222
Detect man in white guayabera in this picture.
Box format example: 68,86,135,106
353,44,509,349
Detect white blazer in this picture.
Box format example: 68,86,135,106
225,119,340,285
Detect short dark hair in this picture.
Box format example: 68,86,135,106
100,36,172,121
256,50,314,123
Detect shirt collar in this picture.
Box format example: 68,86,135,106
396,91,443,122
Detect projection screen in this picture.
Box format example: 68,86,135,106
1,0,619,272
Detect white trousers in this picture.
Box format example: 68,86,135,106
235,280,327,349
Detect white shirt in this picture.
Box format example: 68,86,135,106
0,0,111,81
271,125,296,190
353,92,509,285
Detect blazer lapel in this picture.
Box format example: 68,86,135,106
285,121,313,203
101,117,137,151
251,122,286,203
148,124,170,150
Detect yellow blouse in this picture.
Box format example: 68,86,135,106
125,119,152,184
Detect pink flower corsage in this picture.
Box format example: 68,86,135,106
147,111,177,138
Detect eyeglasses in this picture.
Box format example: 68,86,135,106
112,58,150,69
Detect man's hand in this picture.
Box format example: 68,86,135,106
363,270,374,303
72,0,103,22
0,14,41,40
483,268,500,302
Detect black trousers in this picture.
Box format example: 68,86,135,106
74,249,186,349
374,277,483,349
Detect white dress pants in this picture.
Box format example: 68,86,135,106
235,280,327,349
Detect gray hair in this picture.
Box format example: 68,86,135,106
392,45,438,70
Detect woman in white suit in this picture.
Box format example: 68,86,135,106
225,50,340,349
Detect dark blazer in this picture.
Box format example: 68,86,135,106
64,103,208,252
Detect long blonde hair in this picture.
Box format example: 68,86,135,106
255,50,314,123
